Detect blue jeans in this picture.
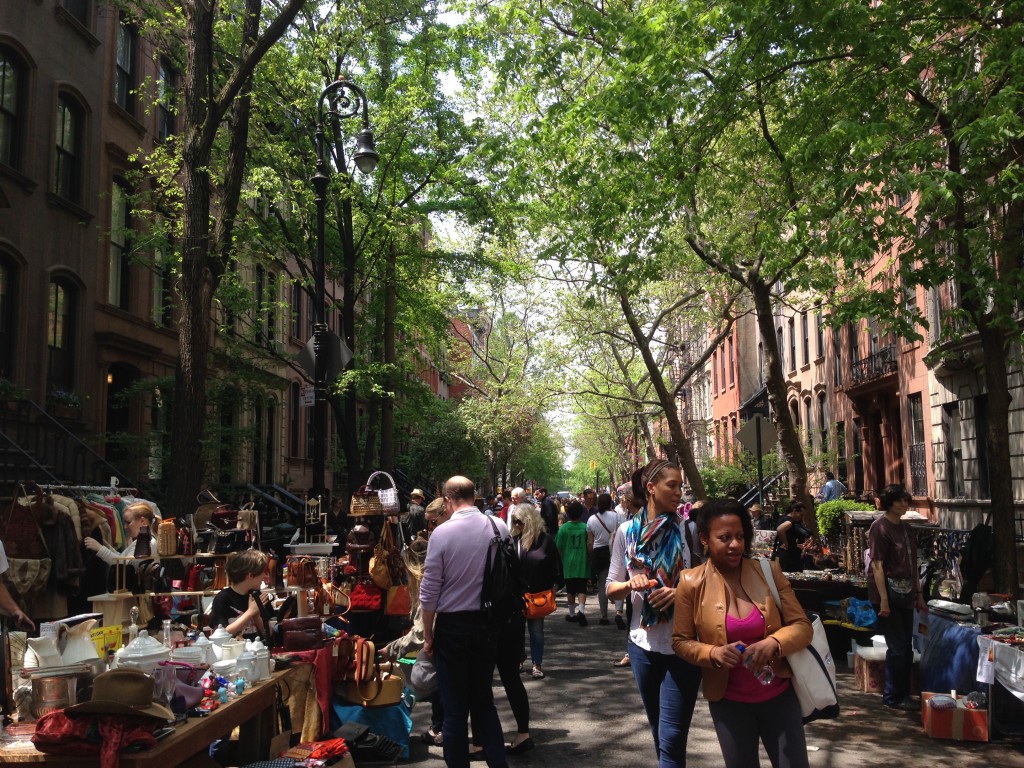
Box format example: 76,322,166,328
878,602,914,705
434,612,507,768
527,618,545,667
628,640,702,768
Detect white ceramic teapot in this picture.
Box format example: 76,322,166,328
60,620,101,665
116,629,171,673
23,635,62,670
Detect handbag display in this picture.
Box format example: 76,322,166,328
759,558,839,723
286,556,320,589
370,524,395,590
340,638,404,707
523,588,557,619
366,470,400,515
350,486,384,518
348,579,383,612
384,584,411,617
279,615,324,651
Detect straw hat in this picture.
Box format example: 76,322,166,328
410,489,425,501
65,668,172,721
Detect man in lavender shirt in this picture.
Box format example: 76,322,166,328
421,476,510,768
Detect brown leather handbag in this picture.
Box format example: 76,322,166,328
287,556,319,588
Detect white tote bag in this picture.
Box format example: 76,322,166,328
759,558,840,723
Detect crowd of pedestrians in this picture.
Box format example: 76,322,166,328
399,468,911,768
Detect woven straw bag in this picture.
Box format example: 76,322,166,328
350,486,384,517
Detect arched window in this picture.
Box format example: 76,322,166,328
0,255,17,377
47,277,76,393
0,47,27,170
804,397,812,448
55,95,84,204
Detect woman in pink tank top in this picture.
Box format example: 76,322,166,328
671,499,812,768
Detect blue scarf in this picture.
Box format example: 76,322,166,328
626,506,686,627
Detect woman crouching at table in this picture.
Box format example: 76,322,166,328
671,499,812,768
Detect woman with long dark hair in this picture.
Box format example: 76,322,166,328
605,459,702,767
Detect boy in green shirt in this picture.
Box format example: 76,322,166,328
555,501,594,625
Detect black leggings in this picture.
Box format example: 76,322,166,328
473,616,530,742
707,685,809,768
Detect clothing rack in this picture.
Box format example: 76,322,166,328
34,482,141,498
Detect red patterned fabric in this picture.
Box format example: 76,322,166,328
32,710,159,768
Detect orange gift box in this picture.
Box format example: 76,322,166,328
921,693,989,742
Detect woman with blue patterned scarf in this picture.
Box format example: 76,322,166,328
606,459,702,768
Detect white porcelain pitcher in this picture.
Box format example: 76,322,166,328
23,635,62,670
60,620,101,665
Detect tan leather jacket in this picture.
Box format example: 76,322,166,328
671,557,812,701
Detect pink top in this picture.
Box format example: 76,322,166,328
723,605,790,703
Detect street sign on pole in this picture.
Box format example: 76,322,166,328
735,415,777,456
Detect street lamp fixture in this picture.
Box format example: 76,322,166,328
311,78,377,512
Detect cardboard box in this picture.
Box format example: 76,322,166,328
854,649,886,693
921,693,989,742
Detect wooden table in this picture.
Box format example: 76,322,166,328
0,667,299,766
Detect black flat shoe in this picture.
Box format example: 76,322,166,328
615,614,626,630
469,748,486,761
506,738,535,756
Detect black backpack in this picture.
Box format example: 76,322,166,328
481,517,527,625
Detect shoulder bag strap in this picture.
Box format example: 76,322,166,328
759,557,782,611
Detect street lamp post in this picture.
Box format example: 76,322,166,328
311,79,378,511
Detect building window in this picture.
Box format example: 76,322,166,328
908,393,927,498
254,267,277,346
833,326,843,387
55,95,83,204
151,220,173,327
719,344,726,391
804,397,812,448
289,381,301,457
817,392,828,453
801,311,809,366
47,278,76,393
157,59,176,141
974,395,990,500
252,400,276,485
943,402,965,498
115,19,137,114
788,319,796,372
291,283,303,339
816,310,824,360
776,326,784,372
62,0,90,27
728,336,735,387
0,49,26,170
0,257,16,377
836,421,847,483
108,181,131,309
848,321,859,366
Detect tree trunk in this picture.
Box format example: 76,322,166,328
166,1,216,520
618,290,706,498
748,280,814,523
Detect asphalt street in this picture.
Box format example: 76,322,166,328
405,596,1024,768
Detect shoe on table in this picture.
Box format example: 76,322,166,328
565,613,578,623
576,613,588,627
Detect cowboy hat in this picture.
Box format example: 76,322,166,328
410,489,425,500
65,668,172,721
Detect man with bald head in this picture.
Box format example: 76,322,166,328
420,476,511,768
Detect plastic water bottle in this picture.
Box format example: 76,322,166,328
738,644,775,685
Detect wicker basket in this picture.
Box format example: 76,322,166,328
367,470,400,515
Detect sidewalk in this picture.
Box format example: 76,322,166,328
405,597,1024,767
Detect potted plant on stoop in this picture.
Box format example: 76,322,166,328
46,388,82,420
0,378,26,405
